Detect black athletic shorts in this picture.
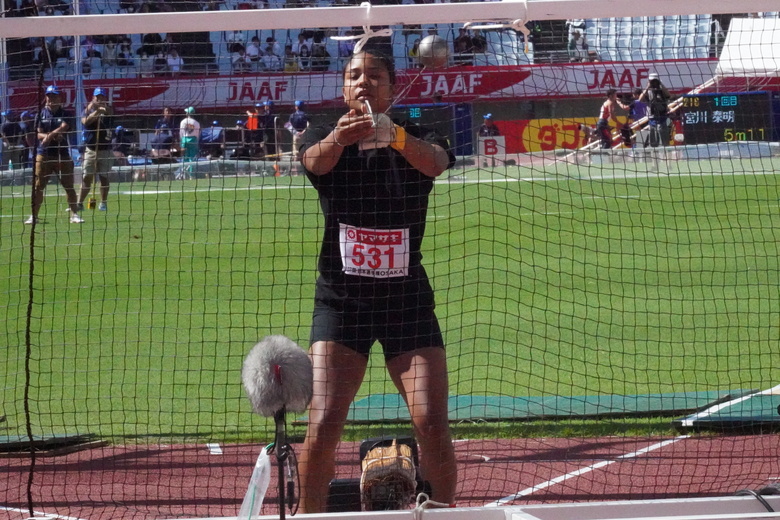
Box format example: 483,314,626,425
309,281,444,361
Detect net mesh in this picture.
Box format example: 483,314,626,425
1,3,779,519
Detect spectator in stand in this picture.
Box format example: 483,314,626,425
310,45,331,72
453,27,474,65
138,51,155,77
261,46,283,71
291,32,311,70
102,38,118,69
472,29,487,53
245,36,262,69
156,0,174,12
227,30,245,54
48,36,71,67
478,113,500,137
31,37,47,66
167,47,184,76
283,45,300,72
178,106,200,179
298,44,311,71
162,33,177,54
408,37,421,68
567,30,587,62
18,0,36,16
118,37,134,67
81,35,101,63
153,50,169,76
337,30,355,60
232,48,252,73
140,32,163,56
120,0,137,12
26,85,82,225
265,36,282,57
202,0,224,10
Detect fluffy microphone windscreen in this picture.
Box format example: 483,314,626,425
242,335,313,417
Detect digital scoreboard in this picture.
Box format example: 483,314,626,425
680,92,774,145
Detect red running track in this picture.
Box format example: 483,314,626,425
2,435,778,520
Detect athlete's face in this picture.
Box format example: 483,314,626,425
342,52,395,114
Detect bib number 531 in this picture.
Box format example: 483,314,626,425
339,224,410,278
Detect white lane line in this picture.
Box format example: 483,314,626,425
484,435,690,507
679,384,780,427
206,443,223,455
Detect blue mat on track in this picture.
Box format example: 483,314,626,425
673,389,780,433
296,390,756,424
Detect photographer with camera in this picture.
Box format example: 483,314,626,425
640,73,672,148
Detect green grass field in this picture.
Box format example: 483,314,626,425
1,156,778,443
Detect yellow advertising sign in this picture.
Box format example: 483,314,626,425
521,117,601,152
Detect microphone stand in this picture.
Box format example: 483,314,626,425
274,406,290,520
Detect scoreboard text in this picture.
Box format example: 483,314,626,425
681,92,773,145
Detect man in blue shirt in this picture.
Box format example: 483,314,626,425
1,110,24,169
260,100,277,157
78,87,114,211
288,99,309,156
26,85,82,224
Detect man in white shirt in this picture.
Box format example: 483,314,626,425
260,47,282,72
245,36,261,69
178,106,200,179
167,48,184,76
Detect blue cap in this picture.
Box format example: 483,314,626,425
1,110,10,117
93,87,108,97
255,103,263,108
236,120,245,126
294,100,303,108
484,113,492,119
115,125,124,132
264,100,274,107
212,120,219,125
45,85,62,95
20,110,31,119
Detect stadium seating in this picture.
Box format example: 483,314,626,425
585,14,713,62
16,0,765,84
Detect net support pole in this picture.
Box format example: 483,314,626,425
0,0,8,167
73,0,85,148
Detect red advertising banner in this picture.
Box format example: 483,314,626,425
9,58,777,114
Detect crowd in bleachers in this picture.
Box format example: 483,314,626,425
4,0,780,82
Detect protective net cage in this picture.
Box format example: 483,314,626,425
0,1,779,519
